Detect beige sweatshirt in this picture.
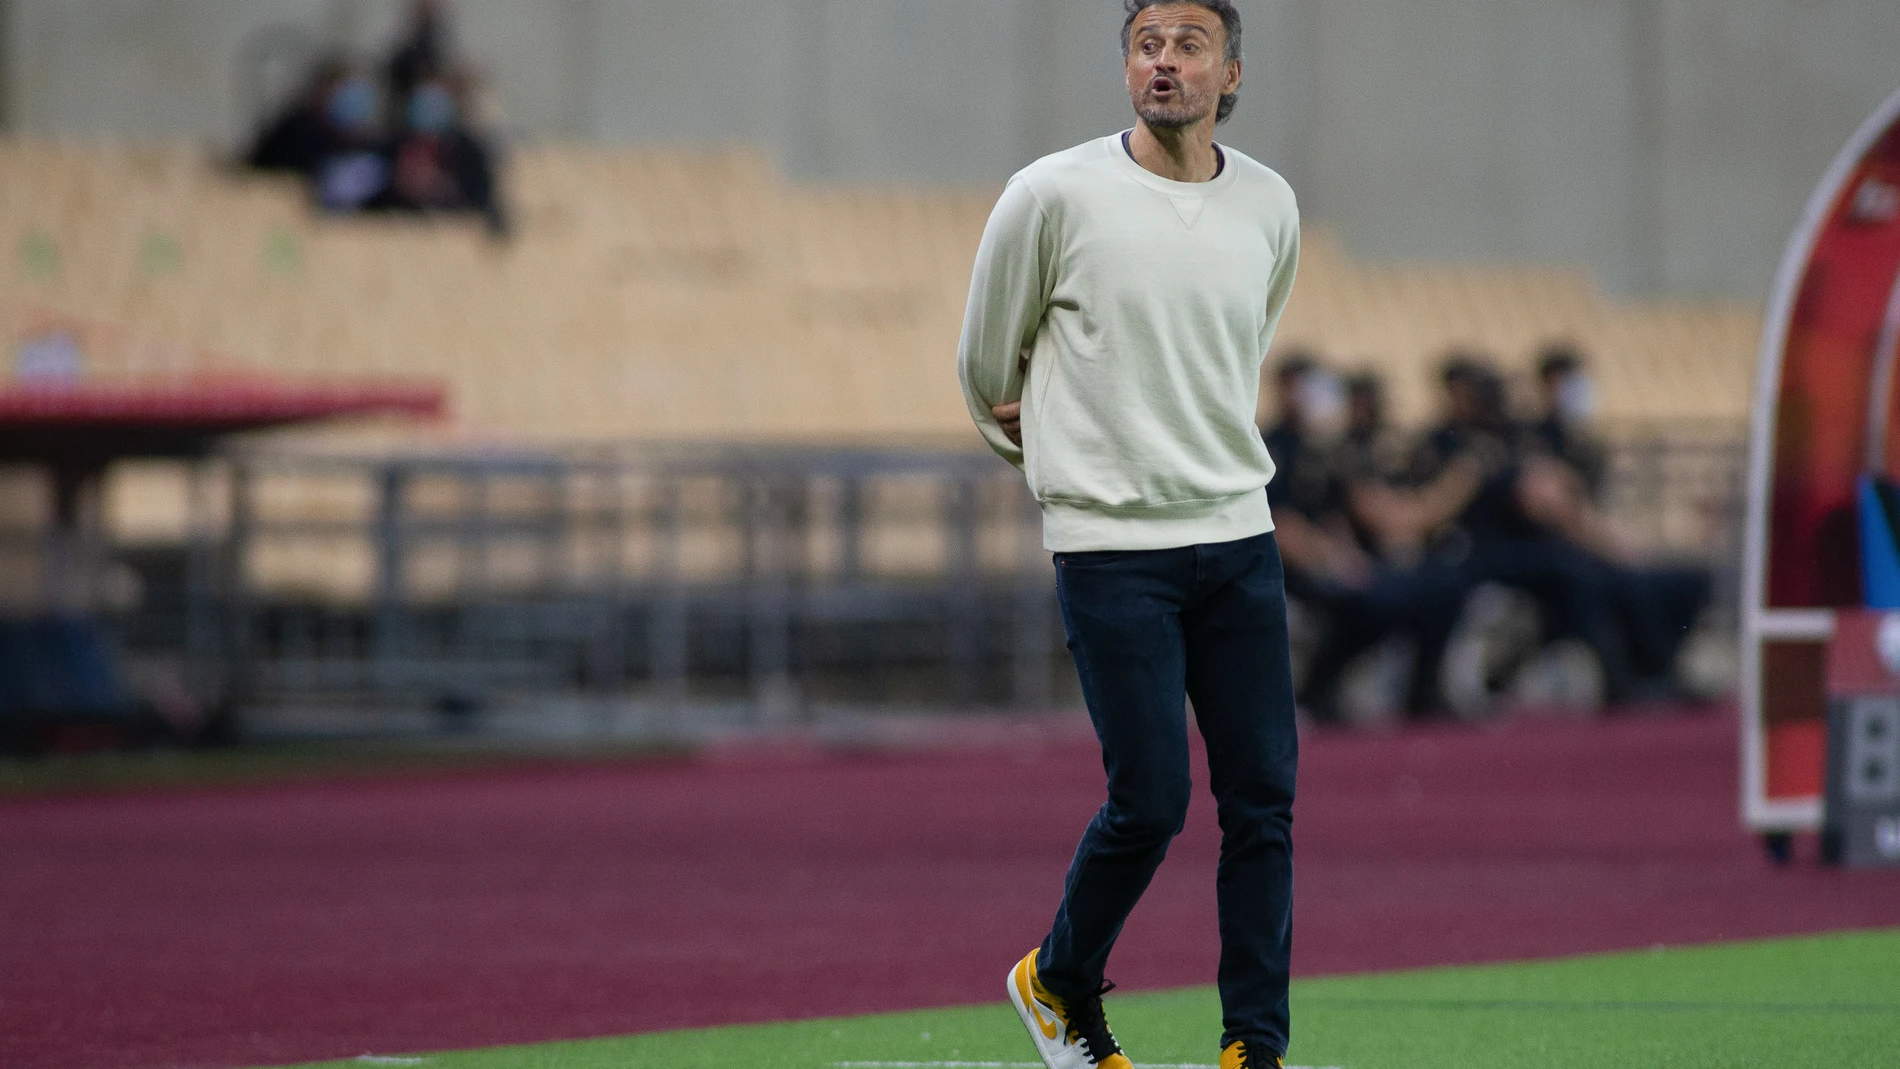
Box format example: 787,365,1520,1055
957,133,1302,551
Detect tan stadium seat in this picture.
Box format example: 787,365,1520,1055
2,138,1759,449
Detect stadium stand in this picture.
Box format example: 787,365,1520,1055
3,140,1757,443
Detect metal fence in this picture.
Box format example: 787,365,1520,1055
134,444,1061,735
108,432,1746,737
1600,429,1748,565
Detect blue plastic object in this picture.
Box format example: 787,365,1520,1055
0,615,132,722
1858,474,1900,609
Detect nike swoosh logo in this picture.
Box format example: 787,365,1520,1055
1015,957,1059,1040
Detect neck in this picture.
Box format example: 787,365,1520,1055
1128,117,1220,182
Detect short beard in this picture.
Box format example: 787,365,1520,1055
1135,95,1213,130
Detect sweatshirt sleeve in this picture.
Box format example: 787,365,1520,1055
1257,195,1302,356
958,176,1051,469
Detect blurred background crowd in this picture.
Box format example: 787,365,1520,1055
242,0,505,233
1265,346,1714,725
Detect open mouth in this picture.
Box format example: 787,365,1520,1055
1150,76,1177,96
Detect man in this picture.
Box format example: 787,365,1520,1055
1257,353,1373,642
245,58,352,177
1521,346,1712,700
1528,344,1609,499
1408,355,1647,705
1262,354,1348,547
958,4,1298,1067
1269,364,1472,722
372,73,507,235
1336,372,1410,495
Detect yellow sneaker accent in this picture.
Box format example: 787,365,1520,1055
1014,951,1059,1040
1006,950,1131,1069
1221,1039,1283,1069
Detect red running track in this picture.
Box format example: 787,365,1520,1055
4,709,1897,1069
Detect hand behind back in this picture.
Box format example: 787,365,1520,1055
992,401,1023,446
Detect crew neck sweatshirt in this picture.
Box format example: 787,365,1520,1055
957,133,1301,551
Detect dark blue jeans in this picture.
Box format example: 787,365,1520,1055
1036,531,1298,1057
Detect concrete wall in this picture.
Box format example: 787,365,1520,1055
1284,0,1900,296
1651,0,1900,295
0,0,599,142
2,0,1896,298
1297,0,1652,286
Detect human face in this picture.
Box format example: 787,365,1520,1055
1445,377,1480,425
1124,4,1238,130
1348,388,1379,434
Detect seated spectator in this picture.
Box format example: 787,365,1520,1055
1283,351,1710,715
1418,352,1712,705
244,58,353,177
1409,356,1517,490
1508,348,1711,690
370,72,507,235
1264,358,1469,721
1334,371,1444,561
1529,343,1610,498
1360,357,1520,566
305,72,392,214
1336,371,1410,490
1388,354,1632,697
1264,356,1345,520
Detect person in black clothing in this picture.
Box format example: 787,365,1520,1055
1263,354,1346,533
245,58,353,177
1265,359,1470,720
371,72,507,235
1408,357,1517,495
1522,344,1711,695
307,72,392,214
1529,344,1610,498
1423,352,1721,705
1336,373,1410,495
1403,354,1643,701
246,62,393,214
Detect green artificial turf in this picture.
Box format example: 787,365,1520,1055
274,929,1900,1069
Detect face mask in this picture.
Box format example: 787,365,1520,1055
1556,375,1596,424
1298,371,1348,436
327,78,378,132
408,85,457,134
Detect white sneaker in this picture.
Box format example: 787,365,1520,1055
1006,949,1132,1069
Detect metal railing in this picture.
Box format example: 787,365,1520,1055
102,432,1746,735
156,444,1061,733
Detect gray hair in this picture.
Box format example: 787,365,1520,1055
1120,0,1242,123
